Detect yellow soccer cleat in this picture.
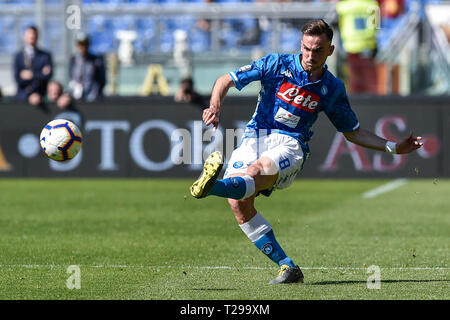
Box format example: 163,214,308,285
268,265,304,284
190,151,224,199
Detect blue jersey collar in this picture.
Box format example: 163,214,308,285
296,54,328,85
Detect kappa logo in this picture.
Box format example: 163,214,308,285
277,81,320,113
281,69,293,78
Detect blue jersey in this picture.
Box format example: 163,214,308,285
229,53,360,154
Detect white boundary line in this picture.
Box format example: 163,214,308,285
362,178,408,198
0,264,448,271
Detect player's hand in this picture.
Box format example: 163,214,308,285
203,107,220,131
396,132,423,154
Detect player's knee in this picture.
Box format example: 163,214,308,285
259,157,278,176
245,163,262,178
247,157,278,178
246,158,278,192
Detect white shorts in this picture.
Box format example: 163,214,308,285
224,132,306,194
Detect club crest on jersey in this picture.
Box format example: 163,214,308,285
277,81,320,113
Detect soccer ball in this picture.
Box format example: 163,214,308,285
40,119,83,161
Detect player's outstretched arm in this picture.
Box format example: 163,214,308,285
203,73,235,131
343,128,423,154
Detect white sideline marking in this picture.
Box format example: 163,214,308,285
0,264,448,271
362,178,408,198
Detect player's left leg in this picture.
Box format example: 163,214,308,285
228,195,303,281
226,159,303,284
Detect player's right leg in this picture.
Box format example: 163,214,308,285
190,152,278,200
190,136,259,200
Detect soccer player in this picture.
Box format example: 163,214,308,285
190,19,423,284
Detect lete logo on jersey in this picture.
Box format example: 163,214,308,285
277,81,320,113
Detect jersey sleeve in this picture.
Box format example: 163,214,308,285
228,54,279,91
324,82,360,133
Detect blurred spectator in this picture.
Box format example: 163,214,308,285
173,29,193,79
237,19,263,46
69,32,106,102
174,77,205,109
378,0,405,20
196,0,215,33
336,0,380,94
443,24,450,43
13,25,53,106
47,80,84,128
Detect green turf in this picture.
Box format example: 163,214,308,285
0,178,448,300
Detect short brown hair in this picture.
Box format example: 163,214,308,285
301,19,333,42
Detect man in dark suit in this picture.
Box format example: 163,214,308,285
69,33,106,102
13,26,53,106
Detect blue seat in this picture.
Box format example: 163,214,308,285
124,0,156,3
158,16,196,52
112,14,137,31
167,15,196,31
44,19,63,54
156,0,183,3
281,27,300,52
0,16,17,54
189,29,210,52
45,0,62,5
220,30,240,49
135,17,156,53
3,0,34,6
260,30,272,49
88,15,115,53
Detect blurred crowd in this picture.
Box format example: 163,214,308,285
0,0,443,112
8,25,105,127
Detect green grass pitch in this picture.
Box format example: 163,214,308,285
0,178,448,300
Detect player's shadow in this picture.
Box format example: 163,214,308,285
308,279,449,285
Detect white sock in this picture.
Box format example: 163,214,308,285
240,175,255,200
239,212,272,243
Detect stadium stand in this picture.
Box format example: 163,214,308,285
0,0,447,96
